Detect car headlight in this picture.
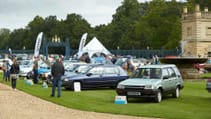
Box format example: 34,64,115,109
117,85,125,89
64,78,69,82
144,85,153,89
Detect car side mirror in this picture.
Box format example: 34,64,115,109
86,73,92,76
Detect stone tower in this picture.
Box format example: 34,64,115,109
182,4,211,57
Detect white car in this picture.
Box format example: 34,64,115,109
19,60,33,77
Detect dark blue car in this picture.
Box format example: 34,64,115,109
62,64,129,90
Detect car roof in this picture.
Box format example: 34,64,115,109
92,64,119,67
138,64,176,68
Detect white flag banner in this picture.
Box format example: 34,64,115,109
78,33,88,57
34,32,43,57
8,48,12,55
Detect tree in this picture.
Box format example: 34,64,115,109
186,0,211,10
7,28,28,50
0,28,11,49
110,0,145,49
26,16,45,49
134,0,182,49
63,13,91,49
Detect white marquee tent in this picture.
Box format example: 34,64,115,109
78,37,111,58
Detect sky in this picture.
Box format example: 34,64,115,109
0,0,183,31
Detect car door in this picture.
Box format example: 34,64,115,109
102,66,120,87
167,67,178,90
83,66,103,88
161,68,172,91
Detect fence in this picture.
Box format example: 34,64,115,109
0,49,181,59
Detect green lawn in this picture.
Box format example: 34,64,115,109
1,78,211,119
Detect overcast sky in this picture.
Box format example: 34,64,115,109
0,0,183,31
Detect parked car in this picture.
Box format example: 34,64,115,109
26,61,51,80
19,60,33,77
206,79,211,92
62,64,129,90
116,64,184,103
0,58,4,70
194,59,210,72
46,63,88,84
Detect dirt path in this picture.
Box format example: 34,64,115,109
0,83,158,119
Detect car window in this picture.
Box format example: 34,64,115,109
88,67,103,75
131,68,161,79
162,68,169,78
150,68,161,79
103,67,119,74
167,67,176,77
75,65,90,73
172,66,181,77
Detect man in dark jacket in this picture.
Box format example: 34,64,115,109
51,55,65,97
33,57,39,84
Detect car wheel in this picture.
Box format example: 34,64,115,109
155,90,162,103
65,87,71,90
173,87,180,98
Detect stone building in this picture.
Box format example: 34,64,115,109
182,4,211,57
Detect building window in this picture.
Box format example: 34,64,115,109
187,27,192,36
207,27,211,35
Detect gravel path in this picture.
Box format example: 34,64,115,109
0,83,159,119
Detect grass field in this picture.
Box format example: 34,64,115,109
1,78,211,119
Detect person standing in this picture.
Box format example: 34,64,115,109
2,59,11,82
51,55,65,97
33,57,39,84
10,58,20,90
2,60,7,82
5,59,11,82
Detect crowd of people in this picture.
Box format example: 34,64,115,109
1,52,160,97
2,55,20,90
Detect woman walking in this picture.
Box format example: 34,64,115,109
10,58,20,90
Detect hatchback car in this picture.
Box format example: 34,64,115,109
26,61,51,80
19,60,33,77
62,64,128,90
116,64,184,103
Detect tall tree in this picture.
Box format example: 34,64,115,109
110,0,145,49
186,0,211,10
134,0,182,49
7,28,28,50
63,13,91,49
26,16,45,49
0,28,11,49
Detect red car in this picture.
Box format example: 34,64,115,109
194,59,211,72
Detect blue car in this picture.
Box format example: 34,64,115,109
62,64,128,90
26,61,51,80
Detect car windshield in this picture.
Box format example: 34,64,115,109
65,64,79,72
131,68,161,79
75,65,93,74
19,60,32,65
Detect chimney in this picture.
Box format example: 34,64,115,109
204,7,208,12
183,6,188,14
195,4,200,12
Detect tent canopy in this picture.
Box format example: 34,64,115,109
78,37,111,58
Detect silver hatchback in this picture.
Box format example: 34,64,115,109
116,64,184,103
